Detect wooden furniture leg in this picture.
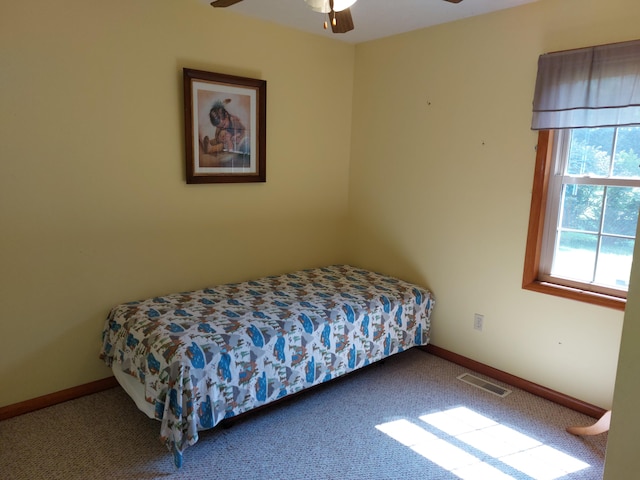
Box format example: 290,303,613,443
566,410,611,436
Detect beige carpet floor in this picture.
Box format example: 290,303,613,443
0,349,607,479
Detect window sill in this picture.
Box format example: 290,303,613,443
523,280,626,311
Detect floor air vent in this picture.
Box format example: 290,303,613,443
457,373,512,398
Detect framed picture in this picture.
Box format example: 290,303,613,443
183,68,266,183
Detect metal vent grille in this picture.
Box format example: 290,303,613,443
457,373,512,398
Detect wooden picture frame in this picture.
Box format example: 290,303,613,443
183,68,266,184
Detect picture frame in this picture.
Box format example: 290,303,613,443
183,68,266,184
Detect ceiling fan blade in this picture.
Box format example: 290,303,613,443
210,0,244,7
443,0,463,3
330,8,354,34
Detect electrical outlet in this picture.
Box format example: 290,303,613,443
473,313,484,331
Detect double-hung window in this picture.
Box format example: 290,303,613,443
523,40,640,310
541,127,640,295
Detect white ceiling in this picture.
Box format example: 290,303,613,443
204,0,539,44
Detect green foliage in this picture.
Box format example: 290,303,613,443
560,127,640,254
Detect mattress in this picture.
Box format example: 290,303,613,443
112,364,155,419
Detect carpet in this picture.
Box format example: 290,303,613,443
0,349,606,479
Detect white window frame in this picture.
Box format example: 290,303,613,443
538,127,640,299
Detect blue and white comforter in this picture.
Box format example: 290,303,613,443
99,265,435,467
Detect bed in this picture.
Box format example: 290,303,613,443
99,265,435,467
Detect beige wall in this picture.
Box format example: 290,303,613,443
348,0,640,410
0,0,354,406
604,221,640,477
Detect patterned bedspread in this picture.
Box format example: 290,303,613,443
99,265,434,467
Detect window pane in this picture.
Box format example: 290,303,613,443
551,231,597,282
567,128,614,176
560,184,603,232
612,127,640,178
594,237,635,289
602,186,640,236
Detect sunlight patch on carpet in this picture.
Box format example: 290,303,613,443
376,406,590,480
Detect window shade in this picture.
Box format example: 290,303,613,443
531,39,640,130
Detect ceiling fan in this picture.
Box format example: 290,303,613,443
210,0,464,34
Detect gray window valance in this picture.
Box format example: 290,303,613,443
531,39,640,130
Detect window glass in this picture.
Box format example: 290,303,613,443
595,236,634,289
612,127,640,178
602,186,640,237
559,184,603,232
566,128,614,177
552,231,597,282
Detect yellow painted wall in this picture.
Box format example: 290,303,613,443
348,0,640,409
0,0,354,407
604,222,640,478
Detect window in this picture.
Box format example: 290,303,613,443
524,127,640,308
524,40,640,309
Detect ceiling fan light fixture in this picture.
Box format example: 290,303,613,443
304,0,356,14
304,0,330,13
332,0,357,12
